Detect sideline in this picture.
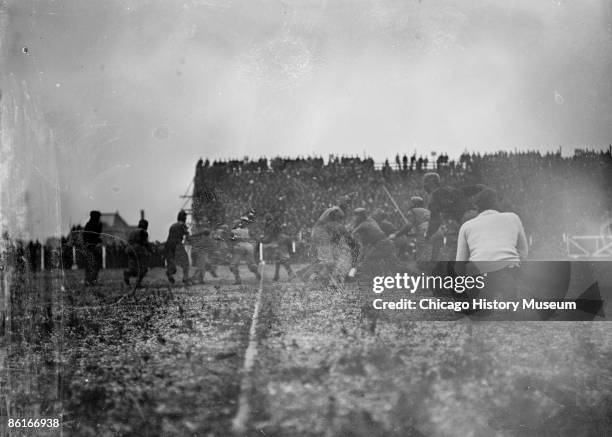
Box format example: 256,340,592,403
231,262,266,435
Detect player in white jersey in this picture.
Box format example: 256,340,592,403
229,218,261,285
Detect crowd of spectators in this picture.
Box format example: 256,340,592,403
194,148,612,259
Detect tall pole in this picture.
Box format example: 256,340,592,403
381,185,409,224
71,246,77,270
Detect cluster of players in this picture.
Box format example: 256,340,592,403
161,209,295,287
303,171,528,286
80,170,529,293
80,208,296,288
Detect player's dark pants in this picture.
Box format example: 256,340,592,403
192,251,217,282
84,244,101,284
358,238,398,333
166,243,189,279
229,243,260,282
273,254,294,281
358,238,398,278
125,247,149,285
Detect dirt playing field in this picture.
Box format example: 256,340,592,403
2,264,611,436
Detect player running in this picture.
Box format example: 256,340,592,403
189,225,218,284
165,210,191,284
123,219,152,288
261,214,295,281
229,218,261,285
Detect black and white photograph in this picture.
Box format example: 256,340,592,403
1,0,612,435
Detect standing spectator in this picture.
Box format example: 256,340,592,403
83,210,103,285
165,210,191,284
417,156,423,171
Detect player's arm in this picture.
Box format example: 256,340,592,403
393,221,414,239
259,231,274,245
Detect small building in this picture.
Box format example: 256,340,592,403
99,211,139,244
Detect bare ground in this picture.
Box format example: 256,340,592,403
251,276,612,437
2,264,612,436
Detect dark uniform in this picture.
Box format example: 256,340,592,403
272,233,294,280
83,210,103,285
212,225,232,265
426,186,469,261
351,210,398,334
371,209,397,236
351,214,397,276
189,228,218,283
124,219,152,287
166,211,190,284
261,216,295,281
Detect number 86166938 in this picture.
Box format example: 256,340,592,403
7,418,60,428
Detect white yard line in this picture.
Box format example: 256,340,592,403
232,263,266,435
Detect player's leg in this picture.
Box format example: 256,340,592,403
191,250,204,283
316,242,335,283
194,250,207,283
93,247,101,283
205,261,218,278
177,246,191,284
165,244,177,283
136,265,147,287
124,251,137,286
84,245,96,285
277,250,294,280
283,260,295,279
229,249,242,284
245,247,261,281
136,254,148,287
200,252,216,280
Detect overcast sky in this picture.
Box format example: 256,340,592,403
2,0,612,240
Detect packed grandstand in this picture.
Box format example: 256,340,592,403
193,148,612,260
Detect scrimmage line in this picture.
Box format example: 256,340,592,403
231,261,266,435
